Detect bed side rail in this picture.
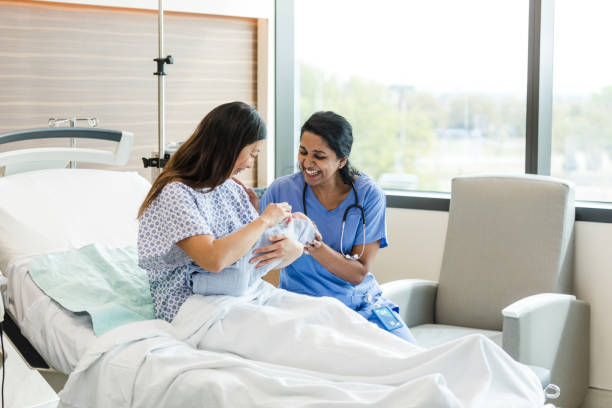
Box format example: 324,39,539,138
0,127,133,175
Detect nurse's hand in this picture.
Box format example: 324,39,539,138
304,233,323,254
260,202,292,227
250,235,303,268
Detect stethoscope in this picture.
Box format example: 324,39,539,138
302,181,366,260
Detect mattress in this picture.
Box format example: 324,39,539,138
0,168,151,373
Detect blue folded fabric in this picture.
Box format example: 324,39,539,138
188,218,316,296
28,244,156,335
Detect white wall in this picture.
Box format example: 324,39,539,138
574,221,612,390
374,208,448,284
373,207,612,390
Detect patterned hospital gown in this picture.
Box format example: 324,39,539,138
137,180,258,322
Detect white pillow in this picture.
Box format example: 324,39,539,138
0,168,151,271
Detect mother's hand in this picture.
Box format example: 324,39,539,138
250,235,303,268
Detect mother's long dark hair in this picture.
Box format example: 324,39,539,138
138,101,266,218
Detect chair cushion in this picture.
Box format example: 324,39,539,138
411,323,503,348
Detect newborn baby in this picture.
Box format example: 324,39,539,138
186,216,316,296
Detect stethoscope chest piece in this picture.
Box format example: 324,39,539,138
303,181,366,260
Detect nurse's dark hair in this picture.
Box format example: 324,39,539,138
138,101,266,218
301,111,359,185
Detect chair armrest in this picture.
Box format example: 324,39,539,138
501,293,587,367
380,279,438,327
502,293,589,408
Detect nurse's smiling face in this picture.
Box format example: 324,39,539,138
299,131,347,187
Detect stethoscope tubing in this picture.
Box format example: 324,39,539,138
302,180,366,260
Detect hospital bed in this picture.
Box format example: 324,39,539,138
0,127,144,373
0,127,554,408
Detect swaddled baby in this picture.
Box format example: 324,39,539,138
186,217,316,296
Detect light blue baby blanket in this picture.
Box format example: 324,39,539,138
28,244,156,336
187,218,316,296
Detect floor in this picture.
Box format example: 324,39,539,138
40,370,69,394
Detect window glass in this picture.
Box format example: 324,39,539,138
551,0,612,202
295,0,529,192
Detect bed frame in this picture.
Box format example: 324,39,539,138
0,127,134,371
0,127,133,175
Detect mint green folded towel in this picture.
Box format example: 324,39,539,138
28,244,156,335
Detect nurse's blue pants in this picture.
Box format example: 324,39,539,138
367,310,417,344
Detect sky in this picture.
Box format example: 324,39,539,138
295,0,612,96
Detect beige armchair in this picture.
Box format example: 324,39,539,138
382,175,589,408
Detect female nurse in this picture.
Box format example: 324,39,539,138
258,111,416,343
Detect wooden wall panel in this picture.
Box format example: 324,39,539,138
0,0,258,185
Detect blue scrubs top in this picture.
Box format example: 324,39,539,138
260,172,389,310
261,173,416,343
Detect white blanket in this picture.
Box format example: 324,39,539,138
60,281,550,408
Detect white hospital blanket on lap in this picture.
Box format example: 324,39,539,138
187,218,316,296
60,281,550,407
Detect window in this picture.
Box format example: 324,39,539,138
295,0,529,192
551,0,612,202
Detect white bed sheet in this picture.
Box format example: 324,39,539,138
3,254,96,373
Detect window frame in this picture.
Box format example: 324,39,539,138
275,0,612,223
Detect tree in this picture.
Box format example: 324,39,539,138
298,63,433,181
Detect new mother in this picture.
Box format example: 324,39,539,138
137,101,303,322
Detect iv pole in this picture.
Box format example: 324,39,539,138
156,0,166,176
143,0,173,178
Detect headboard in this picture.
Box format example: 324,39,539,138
0,127,133,176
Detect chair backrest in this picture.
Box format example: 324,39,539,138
435,175,575,331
